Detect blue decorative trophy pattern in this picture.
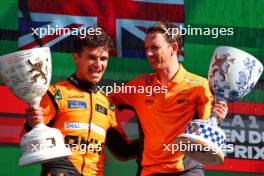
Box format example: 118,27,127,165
177,46,263,165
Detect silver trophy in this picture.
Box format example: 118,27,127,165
0,47,71,166
177,46,263,165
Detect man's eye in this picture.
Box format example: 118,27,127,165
100,57,108,61
88,56,96,60
151,46,159,51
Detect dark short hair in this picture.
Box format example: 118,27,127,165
147,21,183,50
73,27,114,54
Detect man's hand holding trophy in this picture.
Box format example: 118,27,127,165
0,47,72,166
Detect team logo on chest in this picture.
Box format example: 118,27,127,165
68,100,87,108
144,98,154,105
177,98,189,104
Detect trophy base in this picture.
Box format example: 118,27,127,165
19,147,72,166
177,134,224,165
176,119,226,165
19,123,72,166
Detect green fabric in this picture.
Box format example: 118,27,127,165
185,0,264,28
0,0,17,30
0,40,18,55
0,145,41,176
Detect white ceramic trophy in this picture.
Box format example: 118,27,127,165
177,46,263,165
0,47,72,166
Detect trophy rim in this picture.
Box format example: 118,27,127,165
214,46,258,61
212,45,263,70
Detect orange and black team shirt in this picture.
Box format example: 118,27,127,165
24,74,139,176
110,64,213,176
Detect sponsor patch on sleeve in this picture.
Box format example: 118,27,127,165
68,100,87,108
54,89,62,100
95,104,108,115
109,103,115,111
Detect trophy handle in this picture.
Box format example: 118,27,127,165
207,114,218,126
32,122,47,129
206,98,226,126
26,104,47,129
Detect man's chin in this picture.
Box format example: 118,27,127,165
151,65,161,70
88,77,101,84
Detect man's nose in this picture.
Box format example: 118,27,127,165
94,59,101,67
146,50,154,57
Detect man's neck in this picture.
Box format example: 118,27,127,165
67,73,98,93
156,62,180,85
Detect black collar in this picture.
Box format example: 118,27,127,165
67,74,98,93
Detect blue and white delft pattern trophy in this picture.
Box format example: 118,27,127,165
0,48,72,166
177,46,263,165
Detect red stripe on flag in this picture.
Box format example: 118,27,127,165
20,40,41,50
26,0,184,22
0,86,27,114
228,102,264,116
205,158,264,173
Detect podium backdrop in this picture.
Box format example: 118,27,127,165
0,0,263,175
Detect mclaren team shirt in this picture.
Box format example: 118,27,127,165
110,64,213,175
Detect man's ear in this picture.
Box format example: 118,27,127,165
171,42,178,55
73,52,79,63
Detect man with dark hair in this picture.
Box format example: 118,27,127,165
25,27,138,176
110,21,228,176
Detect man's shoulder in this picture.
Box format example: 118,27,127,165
47,79,70,94
53,79,70,86
129,73,154,84
96,91,116,112
97,90,109,100
183,70,208,86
